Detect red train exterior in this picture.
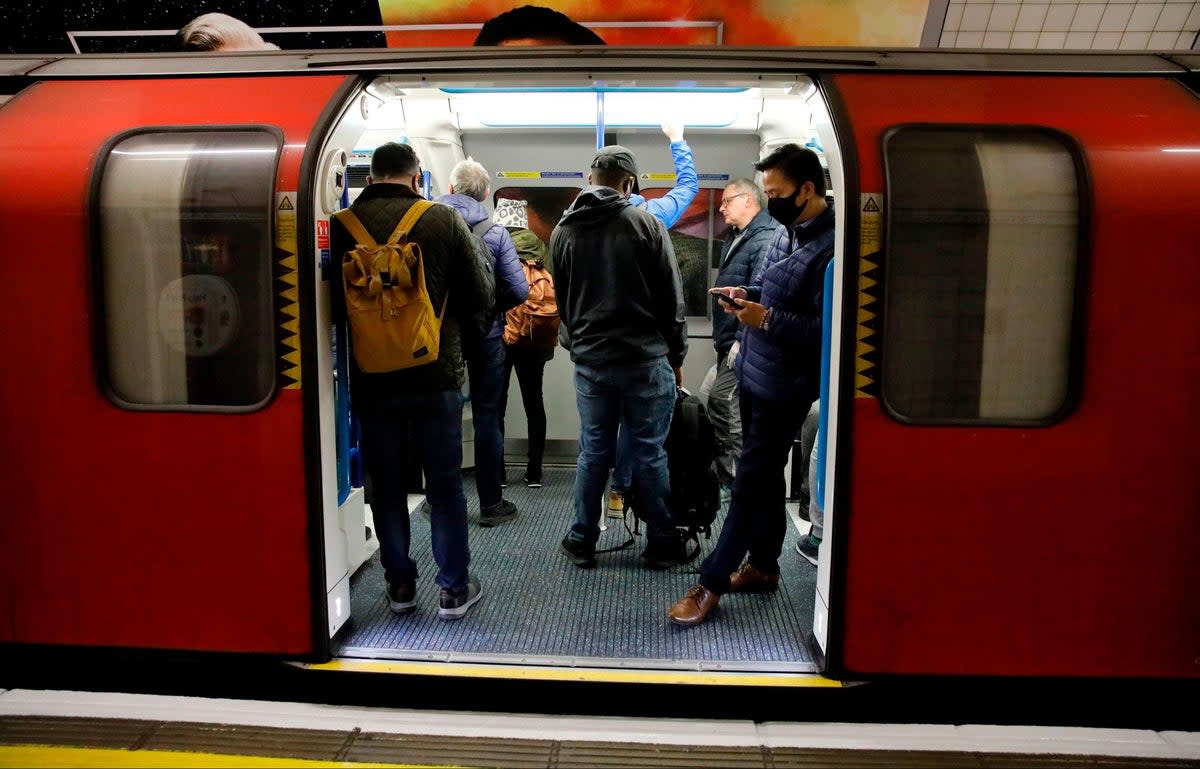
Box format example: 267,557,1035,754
0,48,1196,684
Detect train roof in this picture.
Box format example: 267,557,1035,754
1,47,1198,82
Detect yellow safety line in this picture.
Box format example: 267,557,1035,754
300,659,845,687
0,746,443,768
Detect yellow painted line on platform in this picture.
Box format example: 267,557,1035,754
302,659,844,687
0,746,447,768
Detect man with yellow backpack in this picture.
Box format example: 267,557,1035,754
329,142,494,621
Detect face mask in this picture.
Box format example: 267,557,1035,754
768,192,807,226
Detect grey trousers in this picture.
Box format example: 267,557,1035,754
703,357,741,487
796,399,820,512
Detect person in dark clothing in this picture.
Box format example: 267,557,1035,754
437,158,529,527
706,178,780,494
493,197,554,488
474,5,606,46
329,142,494,621
553,145,689,570
669,144,834,626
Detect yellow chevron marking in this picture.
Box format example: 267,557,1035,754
281,317,300,335
0,745,411,767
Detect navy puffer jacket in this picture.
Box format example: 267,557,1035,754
712,209,780,357
734,205,835,404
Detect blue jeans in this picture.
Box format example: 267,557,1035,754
610,427,635,491
466,334,506,509
358,389,470,592
569,358,676,547
698,390,810,594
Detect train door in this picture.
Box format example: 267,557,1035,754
821,72,1200,678
0,74,351,656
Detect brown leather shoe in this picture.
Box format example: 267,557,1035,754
668,585,720,627
728,562,779,593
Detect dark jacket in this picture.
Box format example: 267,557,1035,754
436,193,528,343
550,185,687,368
734,205,835,404
712,208,779,357
329,183,495,401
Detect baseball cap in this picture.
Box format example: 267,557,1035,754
590,145,640,193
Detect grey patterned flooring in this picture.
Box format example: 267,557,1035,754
334,467,817,672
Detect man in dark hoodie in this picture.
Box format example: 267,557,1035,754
552,146,689,570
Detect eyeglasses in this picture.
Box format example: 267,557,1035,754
719,193,749,208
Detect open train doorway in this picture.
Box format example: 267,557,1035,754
310,70,847,683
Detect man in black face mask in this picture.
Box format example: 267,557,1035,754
670,143,834,626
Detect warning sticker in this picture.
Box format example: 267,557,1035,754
496,171,541,179
860,193,882,256
278,195,294,211
642,173,677,181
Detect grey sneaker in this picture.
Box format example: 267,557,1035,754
480,499,518,527
438,577,483,620
796,533,821,566
387,581,416,615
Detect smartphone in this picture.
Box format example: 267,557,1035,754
716,293,737,308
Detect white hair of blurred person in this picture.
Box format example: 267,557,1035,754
178,13,280,51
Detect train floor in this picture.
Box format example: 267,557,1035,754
1,688,1198,768
332,465,819,676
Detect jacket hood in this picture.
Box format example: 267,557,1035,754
558,185,630,227
436,192,489,228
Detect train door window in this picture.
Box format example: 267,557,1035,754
94,128,282,410
493,187,582,247
881,127,1083,423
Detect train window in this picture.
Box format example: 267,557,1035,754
94,128,281,410
882,127,1082,423
641,188,728,317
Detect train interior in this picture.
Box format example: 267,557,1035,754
312,73,845,675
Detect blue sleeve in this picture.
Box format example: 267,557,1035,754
638,140,699,229
490,226,529,314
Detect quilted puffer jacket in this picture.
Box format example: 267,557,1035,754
734,205,835,405
436,192,529,343
329,183,495,401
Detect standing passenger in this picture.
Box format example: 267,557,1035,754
707,179,780,499
494,197,555,488
554,146,690,570
606,121,700,518
668,144,834,626
329,142,494,620
437,159,529,527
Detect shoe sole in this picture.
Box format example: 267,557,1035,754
559,541,596,569
479,512,517,528
438,584,484,620
525,482,543,488
389,600,417,615
795,541,819,566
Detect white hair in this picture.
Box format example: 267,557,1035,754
178,13,280,52
448,158,491,201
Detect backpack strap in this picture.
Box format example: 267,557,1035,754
333,209,376,246
388,199,435,244
470,218,493,240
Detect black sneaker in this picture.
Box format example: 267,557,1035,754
796,533,821,566
641,532,687,570
480,499,518,527
387,581,416,615
438,577,483,620
560,536,596,569
524,473,543,488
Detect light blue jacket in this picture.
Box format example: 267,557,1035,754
627,140,698,229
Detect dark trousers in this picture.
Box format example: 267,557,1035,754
698,389,811,594
500,343,549,479
358,389,470,592
466,334,507,509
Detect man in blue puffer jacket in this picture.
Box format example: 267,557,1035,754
669,144,834,626
438,158,530,527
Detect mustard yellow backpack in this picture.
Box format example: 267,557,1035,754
334,200,446,373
